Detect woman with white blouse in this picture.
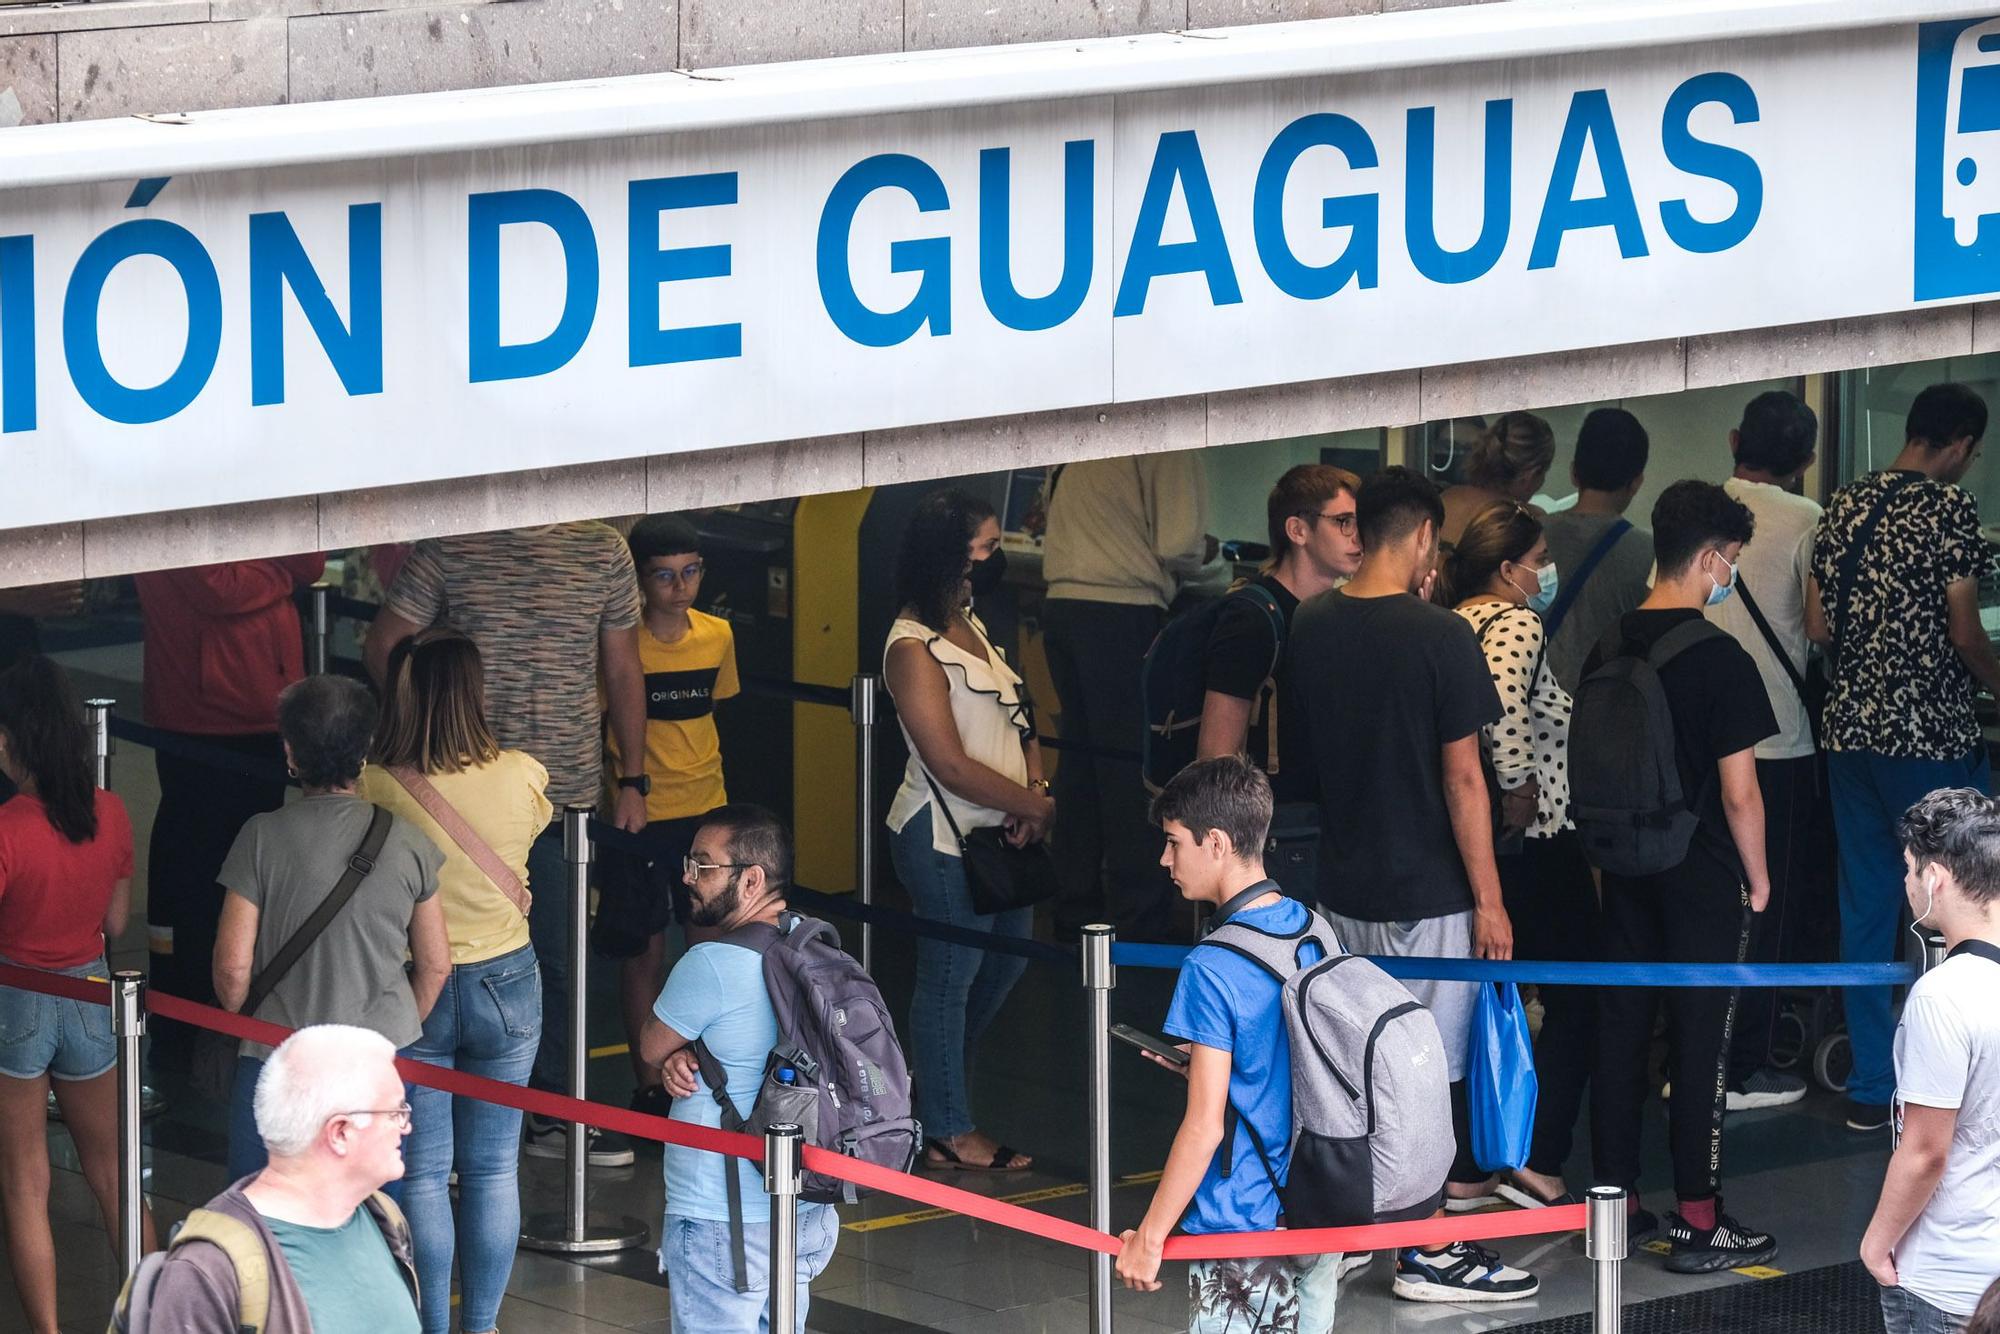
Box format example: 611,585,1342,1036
1449,501,1602,1212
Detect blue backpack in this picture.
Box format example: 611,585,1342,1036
1140,583,1285,794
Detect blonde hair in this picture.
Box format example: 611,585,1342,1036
370,627,501,775
1465,411,1556,492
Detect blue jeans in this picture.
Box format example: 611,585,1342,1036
891,807,1032,1140
1188,1254,1340,1333
1881,1285,1969,1333
227,1055,268,1180
526,826,569,1091
0,958,115,1082
390,946,542,1334
1828,748,1990,1105
660,1203,838,1333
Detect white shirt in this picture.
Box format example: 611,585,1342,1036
884,614,1030,858
1705,477,1822,761
1042,452,1212,608
1892,948,2000,1317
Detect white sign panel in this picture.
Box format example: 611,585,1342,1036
0,15,1995,527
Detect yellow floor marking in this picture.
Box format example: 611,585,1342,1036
589,1042,631,1059
844,1171,1163,1233
1734,1265,1786,1279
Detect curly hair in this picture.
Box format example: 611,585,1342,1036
1898,788,2000,906
893,489,996,632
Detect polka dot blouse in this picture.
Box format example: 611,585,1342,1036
1454,601,1573,839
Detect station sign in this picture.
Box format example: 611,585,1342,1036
0,13,1996,526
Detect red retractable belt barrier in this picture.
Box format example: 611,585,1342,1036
0,963,1585,1260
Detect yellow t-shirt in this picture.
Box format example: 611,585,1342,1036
357,751,553,965
607,610,740,822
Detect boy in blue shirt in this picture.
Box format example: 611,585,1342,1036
1115,756,1345,1331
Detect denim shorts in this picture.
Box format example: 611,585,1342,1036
0,958,116,1082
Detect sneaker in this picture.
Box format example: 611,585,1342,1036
1495,1179,1578,1211
523,1114,636,1167
1336,1252,1373,1282
1393,1243,1539,1303
1846,1100,1892,1132
1663,1209,1777,1274
1729,1070,1807,1111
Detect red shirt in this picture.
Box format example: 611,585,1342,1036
136,556,324,735
0,791,134,968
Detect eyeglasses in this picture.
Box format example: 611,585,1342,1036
1303,510,1358,536
648,562,705,586
333,1102,412,1130
683,854,751,879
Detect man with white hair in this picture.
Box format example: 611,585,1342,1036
138,1025,420,1333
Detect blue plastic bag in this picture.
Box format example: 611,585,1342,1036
1467,981,1539,1173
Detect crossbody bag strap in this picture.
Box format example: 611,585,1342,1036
1541,518,1630,639
241,806,392,1021
1832,473,1921,665
1733,575,1818,748
1949,939,2000,967
920,768,972,849
386,766,531,918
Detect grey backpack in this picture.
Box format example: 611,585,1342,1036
692,912,919,1289
1570,618,1729,876
1201,890,1453,1228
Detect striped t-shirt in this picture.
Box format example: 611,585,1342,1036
384,523,642,807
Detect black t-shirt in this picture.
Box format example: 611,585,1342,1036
1284,589,1502,921
1580,608,1778,875
1202,574,1306,799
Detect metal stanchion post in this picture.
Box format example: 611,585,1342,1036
766,1123,804,1334
850,674,879,973
520,808,646,1254
1083,925,1116,1334
1922,927,1949,975
112,972,145,1278
1587,1186,1627,1334
308,583,330,676
85,698,114,790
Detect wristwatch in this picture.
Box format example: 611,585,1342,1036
1028,778,1052,793
617,774,652,797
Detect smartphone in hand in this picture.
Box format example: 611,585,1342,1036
1110,1023,1190,1067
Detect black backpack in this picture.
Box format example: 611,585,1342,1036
1141,583,1284,794
1569,618,1728,875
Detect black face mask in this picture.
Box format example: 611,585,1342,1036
966,549,1008,599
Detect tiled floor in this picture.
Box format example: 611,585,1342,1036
0,632,1902,1333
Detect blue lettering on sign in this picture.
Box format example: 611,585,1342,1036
628,172,742,366
1114,131,1240,317
817,154,952,347
1659,73,1763,254
1914,17,2000,299
249,204,385,406
979,141,1095,332
63,219,222,425
1529,89,1649,271
1407,100,1513,284
468,188,599,382
0,235,33,434
1253,113,1380,300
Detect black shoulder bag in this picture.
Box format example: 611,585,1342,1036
193,806,394,1100
1734,573,1824,751
922,770,1056,915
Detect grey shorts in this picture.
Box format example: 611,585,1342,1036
1323,910,1476,1082
0,958,116,1083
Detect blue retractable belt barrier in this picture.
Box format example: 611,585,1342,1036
105,716,1918,990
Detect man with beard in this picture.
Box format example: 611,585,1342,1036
636,805,839,1332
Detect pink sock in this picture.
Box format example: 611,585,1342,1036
1679,1196,1718,1231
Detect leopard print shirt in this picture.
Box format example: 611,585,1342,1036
1811,470,1990,759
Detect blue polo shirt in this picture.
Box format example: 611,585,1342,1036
654,941,776,1223
1164,893,1320,1235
